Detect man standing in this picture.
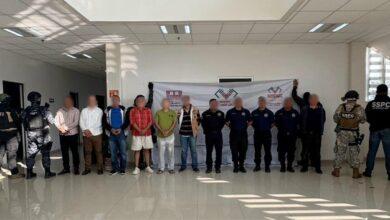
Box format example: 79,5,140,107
178,96,200,172
201,99,225,174
299,94,326,174
363,84,390,180
103,95,129,175
275,98,300,173
130,95,154,175
251,97,274,173
155,98,177,174
55,96,80,175
226,97,251,173
79,95,104,175
22,91,56,179
0,94,24,178
332,90,366,178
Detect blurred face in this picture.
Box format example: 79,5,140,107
88,96,97,107
111,96,120,107
309,95,319,107
210,100,219,111
162,99,171,109
64,97,74,108
234,98,243,108
284,98,293,109
258,99,266,109
136,97,146,108
182,96,190,106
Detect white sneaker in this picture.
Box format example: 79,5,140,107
145,166,154,174
132,167,140,175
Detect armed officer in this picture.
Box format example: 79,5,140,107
332,90,366,179
201,99,225,174
0,94,24,178
226,97,251,173
251,96,274,173
21,91,56,179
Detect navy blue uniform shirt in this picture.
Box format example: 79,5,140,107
251,108,274,132
275,108,300,136
201,109,225,134
226,107,251,132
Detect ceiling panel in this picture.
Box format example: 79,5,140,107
245,33,274,41
221,23,254,34
190,23,222,34
250,23,284,33
340,0,389,11
301,0,349,11
136,33,165,42
96,24,133,34
323,11,368,23
219,34,247,42
191,34,219,42
127,23,161,34
165,34,192,42
279,23,314,33
272,33,302,40
289,11,333,24
298,33,332,40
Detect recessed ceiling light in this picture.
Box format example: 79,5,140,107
184,25,191,34
309,23,324,33
160,25,168,34
64,53,77,59
332,23,348,32
3,28,23,37
82,54,92,59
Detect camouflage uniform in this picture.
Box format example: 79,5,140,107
0,137,18,172
333,103,366,168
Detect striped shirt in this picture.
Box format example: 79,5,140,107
179,110,193,136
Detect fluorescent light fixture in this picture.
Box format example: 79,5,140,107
82,54,92,59
200,180,229,183
264,210,333,214
309,23,324,33
27,27,43,36
245,204,306,208
345,209,386,213
160,25,168,34
291,198,329,202
219,194,260,198
332,23,348,32
184,25,191,34
3,28,23,37
373,215,390,219
64,53,77,59
287,216,363,220
316,203,355,207
269,194,304,198
239,199,282,203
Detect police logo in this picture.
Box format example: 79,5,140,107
264,113,268,118
292,113,296,118
242,112,245,116
217,112,222,117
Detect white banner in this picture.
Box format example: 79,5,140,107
152,79,294,166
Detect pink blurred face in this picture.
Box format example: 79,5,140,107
258,99,266,109
284,98,293,109
210,100,219,110
64,97,73,108
182,96,190,106
162,99,170,109
112,96,120,107
136,97,146,108
88,96,97,107
309,95,319,106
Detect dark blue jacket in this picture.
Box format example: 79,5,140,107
300,105,326,135
226,107,251,132
275,108,300,136
251,108,274,132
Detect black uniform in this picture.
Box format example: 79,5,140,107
201,109,225,170
226,107,251,168
251,108,274,168
275,108,300,169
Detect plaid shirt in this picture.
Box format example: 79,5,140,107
130,107,152,136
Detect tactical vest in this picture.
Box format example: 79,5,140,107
338,104,361,130
27,107,47,130
0,110,16,131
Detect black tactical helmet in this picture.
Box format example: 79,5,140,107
0,93,11,104
27,91,41,103
341,90,359,101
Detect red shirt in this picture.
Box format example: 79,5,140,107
130,107,153,136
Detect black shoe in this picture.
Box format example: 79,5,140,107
82,170,91,175
193,168,200,172
315,168,323,174
179,167,186,172
363,171,372,177
287,167,295,173
206,168,212,174
44,170,56,179
74,168,80,175
110,170,118,175
265,166,271,173
239,166,247,173
119,170,126,175
58,169,70,175
215,168,221,174
300,167,308,173
280,165,286,173
297,160,303,166
253,166,261,172
26,169,37,179
97,170,103,175
388,175,390,181
233,166,239,173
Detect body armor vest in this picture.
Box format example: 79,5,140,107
338,104,360,130
0,110,16,131
26,106,47,130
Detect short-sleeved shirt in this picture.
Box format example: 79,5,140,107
251,108,274,132
110,108,123,129
155,109,176,138
130,107,152,136
226,107,251,132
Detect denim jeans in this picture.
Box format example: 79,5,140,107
365,128,390,175
180,135,198,169
109,132,128,172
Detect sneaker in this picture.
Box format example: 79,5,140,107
119,170,126,175
168,170,175,174
239,166,247,173
110,170,118,175
145,166,154,174
193,168,200,172
82,170,91,175
58,169,70,175
215,168,221,174
132,167,140,175
157,170,164,174
233,166,239,173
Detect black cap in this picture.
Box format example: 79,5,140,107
376,84,388,95
342,90,359,101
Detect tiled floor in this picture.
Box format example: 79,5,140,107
1,159,390,220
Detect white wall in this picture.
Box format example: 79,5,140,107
0,49,106,150
107,43,355,160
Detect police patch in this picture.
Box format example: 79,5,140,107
264,113,268,118
217,112,222,116
292,113,296,118
242,112,245,116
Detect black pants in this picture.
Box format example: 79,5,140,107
205,132,223,169
230,131,248,167
59,134,80,171
301,133,322,169
254,131,272,167
277,133,297,167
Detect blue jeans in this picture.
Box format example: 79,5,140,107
109,132,128,172
180,135,198,169
365,128,390,175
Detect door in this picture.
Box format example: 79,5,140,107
96,95,105,110
69,92,79,108
2,81,24,161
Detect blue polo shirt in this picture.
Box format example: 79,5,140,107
226,107,251,132
251,108,274,132
110,108,123,129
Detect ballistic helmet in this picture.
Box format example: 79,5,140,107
341,90,359,101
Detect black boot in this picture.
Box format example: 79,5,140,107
233,165,239,173
45,169,56,179
300,166,308,173
287,163,295,173
26,169,37,179
265,166,271,173
239,166,247,173
253,164,261,172
280,164,286,173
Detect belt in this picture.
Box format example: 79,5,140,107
0,128,17,132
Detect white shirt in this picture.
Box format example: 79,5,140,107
79,106,103,136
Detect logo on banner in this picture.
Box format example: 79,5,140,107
214,88,238,107
166,90,183,107
266,86,283,107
